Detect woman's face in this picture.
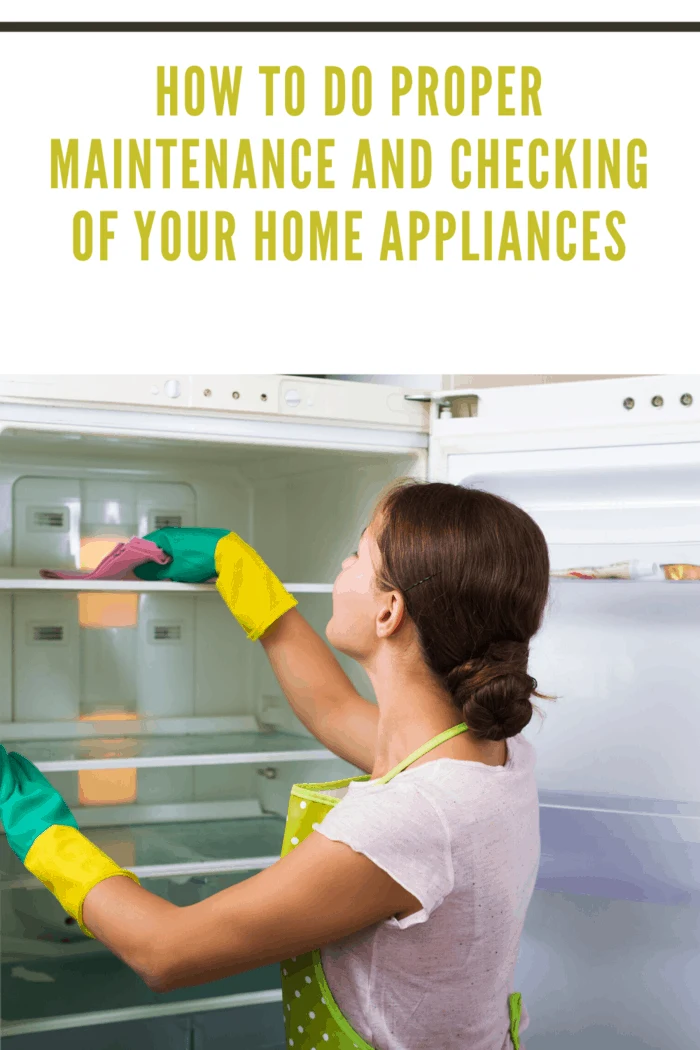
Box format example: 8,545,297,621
326,521,389,661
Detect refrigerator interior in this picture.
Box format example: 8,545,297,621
0,425,422,1040
447,445,700,1048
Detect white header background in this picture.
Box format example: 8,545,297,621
0,29,697,372
5,3,700,23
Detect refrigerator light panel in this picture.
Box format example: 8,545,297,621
78,537,138,629
77,712,138,806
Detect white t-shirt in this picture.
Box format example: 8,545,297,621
317,733,540,1050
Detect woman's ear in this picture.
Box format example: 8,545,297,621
376,590,405,639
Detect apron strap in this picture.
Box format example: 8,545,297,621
508,992,522,1049
376,722,469,784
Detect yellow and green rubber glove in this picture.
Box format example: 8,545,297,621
134,528,298,641
0,745,139,936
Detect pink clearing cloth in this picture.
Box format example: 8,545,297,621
40,538,171,581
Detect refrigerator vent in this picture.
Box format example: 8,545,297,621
153,624,182,642
154,515,182,530
32,625,64,643
31,509,68,530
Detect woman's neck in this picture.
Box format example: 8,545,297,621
365,646,507,778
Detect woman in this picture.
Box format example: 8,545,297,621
0,482,549,1050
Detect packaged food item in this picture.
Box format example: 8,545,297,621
551,561,700,581
662,564,700,580
551,561,659,580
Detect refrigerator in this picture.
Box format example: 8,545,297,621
0,373,697,1050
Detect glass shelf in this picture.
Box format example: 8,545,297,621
0,815,286,888
1,851,285,1034
1,949,281,1027
8,731,334,772
0,571,333,595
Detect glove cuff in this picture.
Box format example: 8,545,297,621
23,825,140,938
214,533,298,640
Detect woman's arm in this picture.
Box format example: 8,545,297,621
82,831,419,993
145,529,379,772
261,610,378,773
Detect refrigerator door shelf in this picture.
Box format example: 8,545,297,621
551,576,700,586
547,574,700,614
537,792,700,906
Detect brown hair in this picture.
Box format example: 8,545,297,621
374,481,551,741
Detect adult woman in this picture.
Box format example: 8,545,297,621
0,482,549,1050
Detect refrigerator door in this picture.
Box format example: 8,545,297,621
428,374,700,1050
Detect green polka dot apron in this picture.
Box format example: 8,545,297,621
279,722,524,1050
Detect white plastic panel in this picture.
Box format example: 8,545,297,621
193,597,252,717
13,595,80,721
12,478,81,568
80,620,137,716
136,595,195,718
136,483,196,536
0,595,11,722
81,479,196,541
192,764,259,805
81,481,138,539
135,767,194,807
281,457,411,582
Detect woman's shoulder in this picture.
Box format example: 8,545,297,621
404,731,536,784
340,733,536,814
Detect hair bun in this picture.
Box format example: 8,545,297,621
446,641,536,741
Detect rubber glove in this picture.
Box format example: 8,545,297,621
0,744,139,936
135,528,298,641
133,528,230,583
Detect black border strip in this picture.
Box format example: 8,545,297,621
0,22,699,32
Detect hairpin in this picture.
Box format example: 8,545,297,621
404,572,438,592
